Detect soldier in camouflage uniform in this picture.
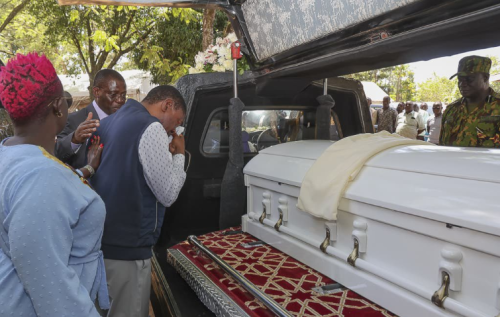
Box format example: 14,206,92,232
439,55,500,148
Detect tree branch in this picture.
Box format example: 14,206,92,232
96,49,110,71
0,0,30,34
86,15,95,72
119,10,136,43
71,31,89,75
0,49,15,57
107,24,154,69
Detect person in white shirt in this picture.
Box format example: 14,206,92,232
427,102,443,145
56,69,127,168
91,85,186,317
396,101,425,139
418,102,430,139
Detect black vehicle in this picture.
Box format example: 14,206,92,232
63,1,500,316
152,72,371,316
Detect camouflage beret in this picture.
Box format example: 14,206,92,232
449,55,491,79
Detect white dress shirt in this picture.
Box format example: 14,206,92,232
427,115,442,145
71,101,108,152
138,122,186,207
396,111,423,139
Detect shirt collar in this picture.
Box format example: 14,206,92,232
93,100,108,120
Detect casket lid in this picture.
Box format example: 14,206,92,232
245,141,500,236
346,145,500,236
244,141,333,187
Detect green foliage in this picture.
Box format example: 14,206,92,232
416,74,461,103
346,65,416,102
488,55,500,92
24,1,199,93
0,0,58,64
135,9,229,84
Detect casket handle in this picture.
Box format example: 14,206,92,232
274,210,283,232
319,227,331,253
259,205,267,224
432,271,450,308
347,239,359,267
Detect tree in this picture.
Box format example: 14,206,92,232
488,55,500,92
0,0,29,34
27,1,198,97
416,74,461,103
346,65,416,101
391,65,416,101
136,9,229,85
202,8,216,51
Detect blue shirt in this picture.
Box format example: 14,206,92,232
0,142,108,316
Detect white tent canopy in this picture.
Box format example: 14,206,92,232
491,73,500,82
361,81,389,104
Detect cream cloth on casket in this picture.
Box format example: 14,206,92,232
297,131,433,220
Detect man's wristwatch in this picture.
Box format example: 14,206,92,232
82,165,95,178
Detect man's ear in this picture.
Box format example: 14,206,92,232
162,98,174,112
92,86,100,99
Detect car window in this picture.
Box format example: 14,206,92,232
202,109,340,155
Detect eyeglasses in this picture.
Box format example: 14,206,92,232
96,87,127,101
107,93,127,102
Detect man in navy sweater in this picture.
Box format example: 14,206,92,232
92,85,186,317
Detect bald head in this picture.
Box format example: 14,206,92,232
382,96,390,109
92,69,127,115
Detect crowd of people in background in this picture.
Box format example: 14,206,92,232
369,56,499,148
370,97,443,144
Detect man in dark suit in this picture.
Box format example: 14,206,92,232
56,69,127,168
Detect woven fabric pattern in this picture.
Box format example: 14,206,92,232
169,228,396,317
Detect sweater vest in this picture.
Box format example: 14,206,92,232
92,99,166,260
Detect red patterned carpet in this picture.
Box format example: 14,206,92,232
169,227,397,317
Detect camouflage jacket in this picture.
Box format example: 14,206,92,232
0,108,14,141
439,88,500,148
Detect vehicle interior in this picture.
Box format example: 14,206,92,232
152,74,371,316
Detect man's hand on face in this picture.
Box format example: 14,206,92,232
169,131,185,155
72,112,100,144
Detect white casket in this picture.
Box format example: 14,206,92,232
241,140,500,317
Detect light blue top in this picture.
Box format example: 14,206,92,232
0,142,109,316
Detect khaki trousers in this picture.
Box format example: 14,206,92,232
100,258,152,317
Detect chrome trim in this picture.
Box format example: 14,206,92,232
233,59,238,98
188,236,294,317
151,253,181,317
167,249,250,317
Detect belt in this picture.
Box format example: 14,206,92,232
69,250,110,310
